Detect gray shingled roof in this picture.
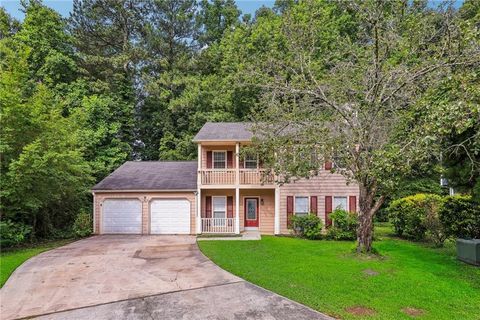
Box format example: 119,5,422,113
92,161,197,191
193,122,253,141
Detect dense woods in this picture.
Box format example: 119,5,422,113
0,0,478,248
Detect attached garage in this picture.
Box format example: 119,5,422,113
102,199,142,234
92,161,198,235
150,199,190,234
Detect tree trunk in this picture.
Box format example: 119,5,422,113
356,183,385,253
357,209,375,253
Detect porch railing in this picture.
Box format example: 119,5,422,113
239,169,274,185
201,218,235,233
199,169,274,185
200,169,236,185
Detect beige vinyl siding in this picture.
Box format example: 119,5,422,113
94,192,197,235
279,171,359,234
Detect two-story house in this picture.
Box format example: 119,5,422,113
92,122,359,235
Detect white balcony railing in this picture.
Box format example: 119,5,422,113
199,169,274,185
200,169,236,185
239,169,274,185
201,218,235,233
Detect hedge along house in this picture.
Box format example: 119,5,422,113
92,122,359,235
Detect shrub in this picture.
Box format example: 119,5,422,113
72,211,92,237
424,207,448,247
377,177,444,222
291,214,323,240
439,195,480,239
0,220,32,247
326,209,358,240
388,194,444,243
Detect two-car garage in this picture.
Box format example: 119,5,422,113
101,199,191,234
92,161,198,235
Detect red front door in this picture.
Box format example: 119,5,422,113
244,198,259,227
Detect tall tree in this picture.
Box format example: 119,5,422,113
69,0,146,78
0,38,92,238
136,0,198,160
436,0,480,200
242,0,479,252
0,7,21,39
14,0,77,86
196,0,241,46
69,0,137,160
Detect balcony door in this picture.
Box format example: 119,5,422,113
244,198,259,228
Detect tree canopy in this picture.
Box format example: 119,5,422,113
0,0,478,245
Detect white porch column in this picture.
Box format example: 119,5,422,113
235,142,240,234
274,186,280,234
197,144,202,185
235,187,240,234
197,143,202,234
235,142,240,185
196,189,202,234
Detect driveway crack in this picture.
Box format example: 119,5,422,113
142,297,155,320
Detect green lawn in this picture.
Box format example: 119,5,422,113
0,240,73,287
198,226,480,320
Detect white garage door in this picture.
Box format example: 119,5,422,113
102,199,142,234
150,199,190,234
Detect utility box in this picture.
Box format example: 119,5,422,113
456,239,480,266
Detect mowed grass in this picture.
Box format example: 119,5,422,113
0,239,73,287
198,226,480,320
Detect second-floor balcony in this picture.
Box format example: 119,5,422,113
199,169,274,186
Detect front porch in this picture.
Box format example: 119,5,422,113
197,188,278,235
197,230,262,241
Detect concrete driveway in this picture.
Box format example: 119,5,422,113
0,236,332,320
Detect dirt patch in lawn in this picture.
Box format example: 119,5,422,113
362,269,379,276
345,305,376,316
402,307,425,317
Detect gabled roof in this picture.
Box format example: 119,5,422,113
92,161,197,191
193,122,253,142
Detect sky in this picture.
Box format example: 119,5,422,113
1,0,465,21
1,0,276,21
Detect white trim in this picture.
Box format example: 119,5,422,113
235,143,240,186
198,144,202,186
235,188,240,234
196,189,202,234
274,187,280,234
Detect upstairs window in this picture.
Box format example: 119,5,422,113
213,151,226,169
244,154,258,169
